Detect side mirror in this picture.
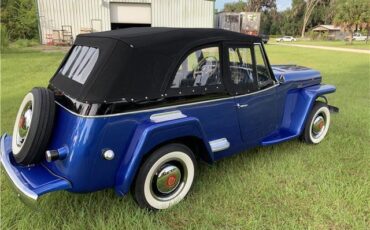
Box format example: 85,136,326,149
278,75,286,84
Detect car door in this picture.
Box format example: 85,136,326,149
225,43,279,147
166,44,244,158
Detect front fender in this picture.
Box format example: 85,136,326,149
301,84,336,130
281,84,336,137
114,116,213,196
303,84,336,99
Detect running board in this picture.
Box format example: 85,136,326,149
261,130,298,146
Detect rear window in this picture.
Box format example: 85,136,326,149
59,45,99,84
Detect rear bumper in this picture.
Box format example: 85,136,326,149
0,134,71,203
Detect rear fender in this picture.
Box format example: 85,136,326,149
281,84,336,135
114,116,213,196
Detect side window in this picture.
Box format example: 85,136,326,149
254,44,274,89
171,46,221,89
228,47,255,91
59,45,99,84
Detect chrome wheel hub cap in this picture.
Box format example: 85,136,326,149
156,164,182,194
16,102,33,147
312,114,325,138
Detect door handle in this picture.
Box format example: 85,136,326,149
236,103,248,109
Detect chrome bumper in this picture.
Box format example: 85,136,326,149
0,134,71,204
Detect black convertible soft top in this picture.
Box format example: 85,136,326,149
50,27,261,103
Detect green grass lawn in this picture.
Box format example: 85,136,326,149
1,46,369,229
269,40,370,50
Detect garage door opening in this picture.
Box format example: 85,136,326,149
111,23,151,30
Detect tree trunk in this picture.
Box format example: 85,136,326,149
301,0,320,38
301,19,308,38
301,5,310,38
349,28,353,45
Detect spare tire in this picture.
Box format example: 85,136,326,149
12,87,55,165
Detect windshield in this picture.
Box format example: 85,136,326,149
59,45,99,84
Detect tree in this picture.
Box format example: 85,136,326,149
224,0,276,12
301,0,321,38
260,9,280,34
1,24,9,49
253,0,277,34
246,0,276,12
224,1,247,12
1,0,38,40
334,0,370,44
276,0,305,36
309,0,335,27
357,1,370,43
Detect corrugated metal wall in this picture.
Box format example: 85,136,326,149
37,0,214,44
110,0,152,2
152,0,214,28
37,0,111,44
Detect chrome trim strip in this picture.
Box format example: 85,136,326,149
55,96,234,118
209,138,230,152
55,83,279,119
150,110,187,123
0,135,38,201
234,84,279,98
236,103,248,108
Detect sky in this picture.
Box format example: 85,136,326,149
215,0,292,12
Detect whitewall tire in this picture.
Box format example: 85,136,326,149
11,88,55,165
133,144,197,210
302,101,331,144
12,92,34,155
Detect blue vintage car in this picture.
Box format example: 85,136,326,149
1,28,338,210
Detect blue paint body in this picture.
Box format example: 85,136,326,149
0,135,71,198
0,65,336,199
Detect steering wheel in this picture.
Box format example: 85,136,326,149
193,56,218,81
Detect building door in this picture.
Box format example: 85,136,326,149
110,3,152,29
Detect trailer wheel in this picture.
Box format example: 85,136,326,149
12,88,55,165
133,143,197,210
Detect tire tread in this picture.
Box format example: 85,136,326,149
13,87,55,165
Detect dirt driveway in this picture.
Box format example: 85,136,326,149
275,43,370,54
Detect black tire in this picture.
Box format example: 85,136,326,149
133,143,197,210
12,87,55,165
302,101,331,144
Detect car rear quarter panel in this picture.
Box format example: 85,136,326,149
46,106,140,192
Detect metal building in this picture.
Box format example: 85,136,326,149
36,0,215,45
215,12,261,35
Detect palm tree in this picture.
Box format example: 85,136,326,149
334,0,370,44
